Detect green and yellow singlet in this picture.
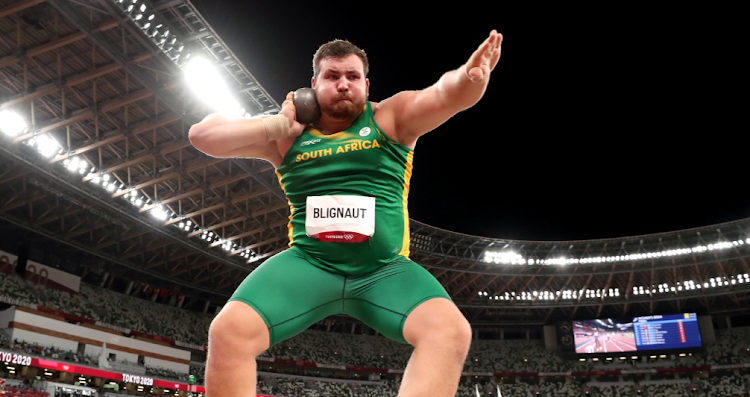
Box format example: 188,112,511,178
275,101,414,276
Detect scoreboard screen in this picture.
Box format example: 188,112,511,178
568,313,702,355
632,313,702,351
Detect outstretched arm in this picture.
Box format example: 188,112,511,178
188,92,306,164
376,30,503,148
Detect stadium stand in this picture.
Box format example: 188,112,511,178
2,265,749,396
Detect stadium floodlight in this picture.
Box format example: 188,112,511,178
484,250,526,265
485,236,748,268
183,57,244,117
64,156,90,175
150,204,169,221
110,0,190,67
26,133,61,158
0,109,27,137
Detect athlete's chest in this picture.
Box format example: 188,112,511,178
289,126,386,169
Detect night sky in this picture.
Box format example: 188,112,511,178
189,1,747,241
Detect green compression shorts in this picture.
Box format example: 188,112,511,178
228,246,451,347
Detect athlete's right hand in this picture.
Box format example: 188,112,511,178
279,91,306,138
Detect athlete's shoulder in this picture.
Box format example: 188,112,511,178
370,100,399,142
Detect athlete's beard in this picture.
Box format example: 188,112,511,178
320,93,366,121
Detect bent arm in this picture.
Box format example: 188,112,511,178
189,114,263,156
188,92,305,164
189,113,276,158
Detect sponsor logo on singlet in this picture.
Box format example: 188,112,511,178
301,138,321,146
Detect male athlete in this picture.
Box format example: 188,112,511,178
189,30,503,397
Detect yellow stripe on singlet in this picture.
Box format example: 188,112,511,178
276,170,295,247
398,150,414,258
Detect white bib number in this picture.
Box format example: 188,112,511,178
306,195,375,242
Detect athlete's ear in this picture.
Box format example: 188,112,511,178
311,77,316,89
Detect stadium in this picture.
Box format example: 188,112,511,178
0,0,749,396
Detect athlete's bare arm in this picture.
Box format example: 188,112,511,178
189,92,305,166
374,30,502,149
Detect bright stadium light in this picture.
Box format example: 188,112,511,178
28,133,61,158
64,156,90,174
0,109,27,137
150,204,169,221
483,237,747,268
183,57,244,116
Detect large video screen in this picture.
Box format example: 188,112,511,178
571,313,702,354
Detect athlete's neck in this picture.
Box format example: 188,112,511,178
316,112,361,135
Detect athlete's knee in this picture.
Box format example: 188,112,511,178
404,298,472,354
208,301,269,357
443,313,473,354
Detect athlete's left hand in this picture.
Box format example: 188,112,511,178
465,30,503,83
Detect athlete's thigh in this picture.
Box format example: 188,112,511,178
229,247,344,346
344,259,451,343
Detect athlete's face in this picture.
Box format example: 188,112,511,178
312,54,369,121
